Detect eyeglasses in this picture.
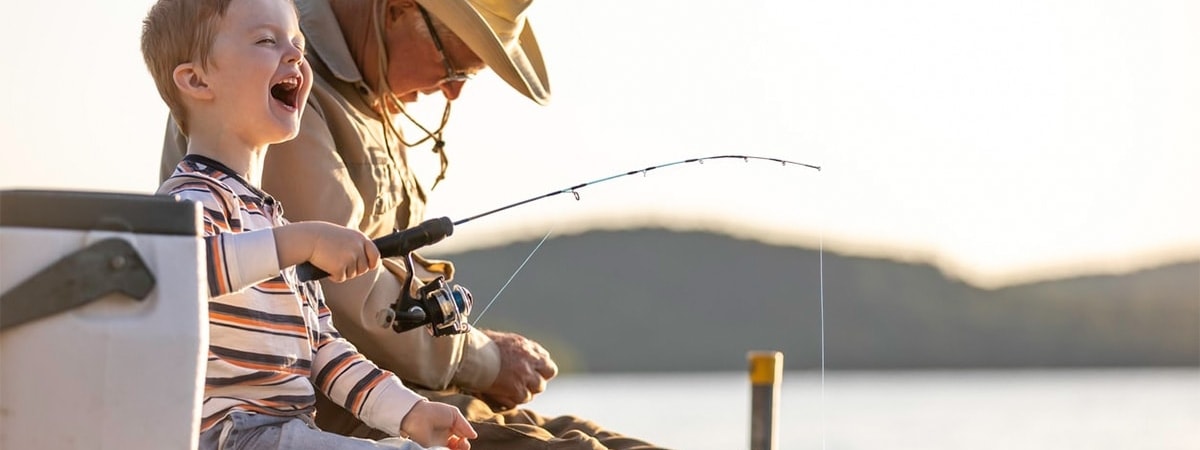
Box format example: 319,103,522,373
417,5,472,84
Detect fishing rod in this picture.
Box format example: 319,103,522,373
295,154,820,334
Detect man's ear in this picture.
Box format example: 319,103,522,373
173,62,214,101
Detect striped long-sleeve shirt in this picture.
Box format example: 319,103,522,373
159,154,423,434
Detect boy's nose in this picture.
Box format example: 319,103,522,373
285,47,303,65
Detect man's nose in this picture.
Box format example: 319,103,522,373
440,80,467,100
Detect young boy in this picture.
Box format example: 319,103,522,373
141,0,476,449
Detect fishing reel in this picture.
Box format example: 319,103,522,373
379,252,473,337
296,217,470,336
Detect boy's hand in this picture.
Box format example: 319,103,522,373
307,222,380,282
275,222,380,283
400,400,477,450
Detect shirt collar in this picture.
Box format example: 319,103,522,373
295,0,364,85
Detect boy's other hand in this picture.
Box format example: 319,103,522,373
400,400,477,450
275,222,380,282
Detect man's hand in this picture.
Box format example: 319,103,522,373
478,329,559,410
400,400,477,450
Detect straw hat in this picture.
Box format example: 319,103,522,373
414,0,549,105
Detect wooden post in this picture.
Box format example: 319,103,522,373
748,350,783,450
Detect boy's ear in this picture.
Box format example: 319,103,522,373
173,62,214,101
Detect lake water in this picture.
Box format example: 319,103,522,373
523,368,1199,450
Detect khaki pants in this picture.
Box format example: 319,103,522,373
315,390,667,450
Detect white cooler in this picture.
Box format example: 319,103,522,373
0,190,206,450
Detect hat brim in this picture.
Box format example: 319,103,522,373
415,0,550,105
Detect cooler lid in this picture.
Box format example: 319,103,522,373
0,190,199,236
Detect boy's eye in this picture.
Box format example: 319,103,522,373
258,37,277,45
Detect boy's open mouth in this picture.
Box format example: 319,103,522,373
271,76,301,109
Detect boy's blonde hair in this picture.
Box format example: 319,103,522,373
141,0,235,135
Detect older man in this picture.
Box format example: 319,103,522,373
160,0,660,449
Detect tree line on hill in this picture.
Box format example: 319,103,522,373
431,228,1199,372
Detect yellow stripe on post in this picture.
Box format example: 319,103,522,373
749,351,782,385
748,350,783,450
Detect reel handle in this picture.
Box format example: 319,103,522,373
295,216,454,282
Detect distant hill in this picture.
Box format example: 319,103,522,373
428,229,1199,372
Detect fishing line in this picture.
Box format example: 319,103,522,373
459,154,827,448
471,227,555,326
819,182,827,450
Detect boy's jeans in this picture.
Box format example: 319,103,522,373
200,411,445,450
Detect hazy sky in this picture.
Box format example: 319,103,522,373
1,0,1196,287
